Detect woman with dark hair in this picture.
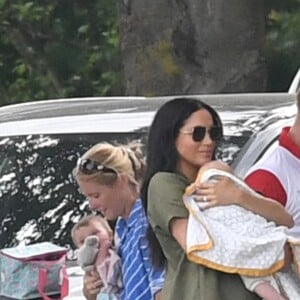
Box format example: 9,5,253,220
141,97,293,300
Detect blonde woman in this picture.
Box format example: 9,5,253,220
74,141,164,300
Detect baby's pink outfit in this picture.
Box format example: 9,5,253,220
97,249,122,296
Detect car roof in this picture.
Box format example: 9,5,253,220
0,93,296,136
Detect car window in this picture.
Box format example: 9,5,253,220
0,132,146,249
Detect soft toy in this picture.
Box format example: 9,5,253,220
77,235,99,272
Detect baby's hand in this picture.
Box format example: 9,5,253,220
96,238,112,265
102,239,111,250
83,269,103,298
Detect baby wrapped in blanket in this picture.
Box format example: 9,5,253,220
183,160,300,300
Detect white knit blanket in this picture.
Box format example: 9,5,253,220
184,169,300,276
184,168,300,298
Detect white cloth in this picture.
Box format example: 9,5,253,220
184,168,300,297
246,145,300,239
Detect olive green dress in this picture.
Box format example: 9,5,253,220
147,172,260,300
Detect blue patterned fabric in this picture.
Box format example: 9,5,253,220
0,242,67,299
115,199,164,300
97,293,118,300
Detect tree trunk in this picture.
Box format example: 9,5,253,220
116,0,267,96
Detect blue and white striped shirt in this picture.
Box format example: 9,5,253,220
115,199,164,300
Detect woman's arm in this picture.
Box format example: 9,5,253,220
169,217,188,251
234,182,293,227
170,197,293,274
197,177,294,227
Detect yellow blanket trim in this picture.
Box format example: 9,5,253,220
187,251,285,277
183,184,195,197
288,237,300,246
183,198,214,250
188,241,213,252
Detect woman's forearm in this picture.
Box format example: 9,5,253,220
236,188,294,227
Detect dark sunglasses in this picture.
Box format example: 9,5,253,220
76,158,117,175
180,126,222,142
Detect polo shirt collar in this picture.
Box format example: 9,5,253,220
279,127,300,159
125,198,142,228
116,198,143,236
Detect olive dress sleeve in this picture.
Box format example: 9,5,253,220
147,172,188,234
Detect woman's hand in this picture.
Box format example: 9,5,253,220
83,269,102,300
194,176,239,209
193,176,293,227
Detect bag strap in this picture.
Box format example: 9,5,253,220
38,267,69,300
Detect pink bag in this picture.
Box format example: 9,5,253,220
0,242,69,299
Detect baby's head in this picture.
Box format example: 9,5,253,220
198,160,232,176
185,160,232,196
71,215,113,248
